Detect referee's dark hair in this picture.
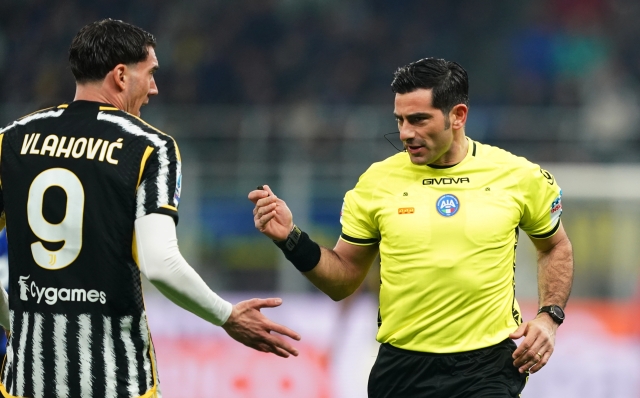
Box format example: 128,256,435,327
391,58,469,118
69,19,156,83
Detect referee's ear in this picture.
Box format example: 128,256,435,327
450,104,468,130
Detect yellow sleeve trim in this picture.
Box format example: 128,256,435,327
137,146,155,189
132,230,139,268
57,104,68,109
99,106,119,111
0,380,25,397
160,204,177,211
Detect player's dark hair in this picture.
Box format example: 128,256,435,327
391,58,469,116
69,19,156,83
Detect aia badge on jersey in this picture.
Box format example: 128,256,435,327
436,194,459,217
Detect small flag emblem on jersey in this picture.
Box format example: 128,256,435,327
436,194,459,217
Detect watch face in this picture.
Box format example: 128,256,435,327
551,305,565,320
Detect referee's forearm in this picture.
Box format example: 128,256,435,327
303,247,369,301
536,237,574,309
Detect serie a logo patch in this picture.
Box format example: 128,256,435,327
436,194,459,217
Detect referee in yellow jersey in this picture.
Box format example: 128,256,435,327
249,58,574,398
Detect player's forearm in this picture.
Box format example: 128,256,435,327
537,236,574,308
135,214,233,326
303,247,369,301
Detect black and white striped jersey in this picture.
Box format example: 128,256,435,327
0,100,182,398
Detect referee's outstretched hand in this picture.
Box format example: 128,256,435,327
248,184,293,241
222,298,301,358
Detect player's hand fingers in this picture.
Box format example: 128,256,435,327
269,321,301,341
249,297,283,309
264,334,299,357
272,346,293,358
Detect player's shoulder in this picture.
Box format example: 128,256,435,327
96,107,177,149
0,104,67,134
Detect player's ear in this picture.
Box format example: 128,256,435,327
111,64,127,91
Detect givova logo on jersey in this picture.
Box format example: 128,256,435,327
18,275,106,305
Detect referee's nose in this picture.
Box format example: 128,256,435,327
398,124,416,143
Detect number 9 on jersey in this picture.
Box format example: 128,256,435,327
27,168,84,270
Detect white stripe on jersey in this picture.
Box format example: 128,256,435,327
96,112,172,211
136,180,147,219
120,316,139,396
0,108,65,134
3,310,14,394
104,316,117,398
54,314,69,398
139,314,152,391
15,312,29,396
32,313,45,397
78,314,93,398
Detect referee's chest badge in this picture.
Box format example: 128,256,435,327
436,194,459,217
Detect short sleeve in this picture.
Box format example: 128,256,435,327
340,176,380,245
135,137,182,224
519,166,563,238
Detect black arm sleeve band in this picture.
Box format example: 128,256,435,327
274,230,321,273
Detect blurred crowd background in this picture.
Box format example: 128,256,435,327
1,0,640,299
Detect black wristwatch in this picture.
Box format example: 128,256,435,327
537,305,565,325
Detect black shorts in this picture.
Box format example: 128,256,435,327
368,339,528,398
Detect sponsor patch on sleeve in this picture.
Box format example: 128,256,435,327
550,190,562,222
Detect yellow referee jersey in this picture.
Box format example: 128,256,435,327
340,139,563,353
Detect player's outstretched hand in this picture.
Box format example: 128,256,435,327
248,184,293,241
509,315,558,374
222,298,301,358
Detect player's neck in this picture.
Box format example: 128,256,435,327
73,82,123,110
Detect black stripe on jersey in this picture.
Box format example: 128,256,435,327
529,219,561,239
341,233,379,245
66,313,81,398
133,315,153,395
112,316,130,398
472,141,477,156
41,314,56,398
93,314,110,398
20,312,34,397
